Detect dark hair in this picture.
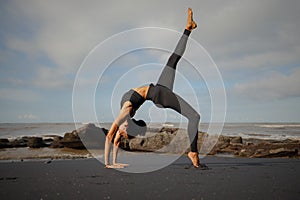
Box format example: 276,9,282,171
126,118,147,138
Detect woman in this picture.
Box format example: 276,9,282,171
105,8,201,168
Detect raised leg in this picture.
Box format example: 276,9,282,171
156,8,197,91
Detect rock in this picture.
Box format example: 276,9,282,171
210,136,242,155
267,148,298,158
269,147,286,154
61,123,107,149
239,148,254,157
49,136,64,148
129,130,177,152
230,136,243,144
166,129,190,154
61,130,84,149
0,138,12,148
201,135,219,155
0,138,9,143
236,140,300,158
10,137,28,148
43,138,53,144
210,135,230,153
218,143,243,155
127,128,202,153
1,123,299,159
76,123,107,149
129,137,147,151
44,160,52,164
27,137,47,148
159,127,178,134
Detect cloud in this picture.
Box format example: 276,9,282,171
0,88,40,102
32,66,73,89
233,68,300,100
4,1,184,72
4,0,300,84
218,47,300,70
198,0,300,71
18,113,39,120
1,0,300,122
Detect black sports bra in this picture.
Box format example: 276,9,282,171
120,89,146,117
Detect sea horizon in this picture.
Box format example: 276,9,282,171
0,122,300,141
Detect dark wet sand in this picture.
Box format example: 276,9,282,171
0,156,299,200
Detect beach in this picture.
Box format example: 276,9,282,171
0,123,299,199
1,155,299,199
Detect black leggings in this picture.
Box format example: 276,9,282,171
150,29,200,152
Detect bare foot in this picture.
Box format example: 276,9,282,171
188,151,200,168
186,8,197,31
113,163,129,167
105,164,125,169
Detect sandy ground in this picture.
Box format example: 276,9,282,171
0,155,299,200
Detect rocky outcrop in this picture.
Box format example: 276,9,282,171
237,140,300,158
49,136,64,148
10,137,29,148
27,137,47,148
128,130,176,152
0,123,106,149
60,130,84,149
60,123,107,149
0,124,299,158
208,136,300,158
0,139,12,148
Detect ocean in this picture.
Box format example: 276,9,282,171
0,122,300,141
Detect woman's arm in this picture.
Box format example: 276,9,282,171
104,101,132,167
112,121,129,166
112,130,121,165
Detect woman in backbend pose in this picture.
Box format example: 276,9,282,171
105,8,201,168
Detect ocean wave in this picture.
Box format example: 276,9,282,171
255,124,300,128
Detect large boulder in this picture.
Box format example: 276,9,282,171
128,128,195,153
230,136,243,144
61,130,83,149
27,137,47,148
0,138,12,148
135,132,175,152
49,136,64,148
77,123,108,149
10,137,29,148
209,135,231,154
61,123,107,149
250,141,300,158
129,128,178,152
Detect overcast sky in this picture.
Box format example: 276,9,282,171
0,0,299,123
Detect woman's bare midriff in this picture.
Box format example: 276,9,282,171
132,85,150,99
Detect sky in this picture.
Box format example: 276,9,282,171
0,0,300,123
